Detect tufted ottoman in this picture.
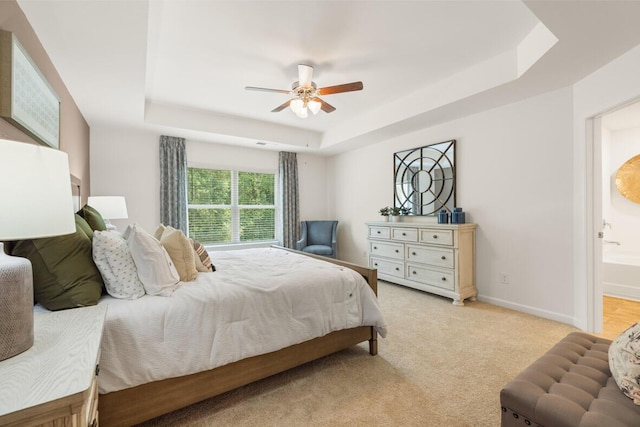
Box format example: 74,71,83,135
500,332,640,427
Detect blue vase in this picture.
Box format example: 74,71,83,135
451,207,466,224
438,210,449,224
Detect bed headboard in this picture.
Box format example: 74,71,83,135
70,174,81,211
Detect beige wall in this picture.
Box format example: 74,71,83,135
0,0,90,201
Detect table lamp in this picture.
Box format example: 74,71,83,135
87,196,128,231
0,139,75,361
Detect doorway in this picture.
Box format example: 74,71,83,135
595,100,640,338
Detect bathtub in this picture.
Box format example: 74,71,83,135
603,249,640,301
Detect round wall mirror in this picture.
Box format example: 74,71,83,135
394,140,456,215
616,154,640,203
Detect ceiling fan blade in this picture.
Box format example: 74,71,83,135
298,64,314,87
271,99,293,112
317,81,363,95
314,97,336,113
245,86,291,94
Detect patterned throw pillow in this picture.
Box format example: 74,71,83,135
92,231,145,299
191,239,215,272
609,322,640,405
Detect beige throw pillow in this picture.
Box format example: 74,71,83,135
160,226,198,281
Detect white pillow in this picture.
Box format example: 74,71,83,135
93,231,145,299
126,224,180,296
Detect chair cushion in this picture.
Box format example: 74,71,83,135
307,222,335,246
302,245,333,255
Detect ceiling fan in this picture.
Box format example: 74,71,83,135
245,64,363,118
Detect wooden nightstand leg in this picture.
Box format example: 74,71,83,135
368,329,378,355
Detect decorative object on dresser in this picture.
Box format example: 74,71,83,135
367,221,476,305
87,196,128,231
0,139,75,361
394,140,456,216
0,305,106,427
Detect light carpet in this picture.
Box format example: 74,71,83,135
136,281,577,426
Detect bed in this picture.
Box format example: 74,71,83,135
96,245,385,427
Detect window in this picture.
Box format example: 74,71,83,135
187,167,277,245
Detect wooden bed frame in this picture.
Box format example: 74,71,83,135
98,247,379,427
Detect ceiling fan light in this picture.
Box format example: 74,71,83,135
290,98,304,114
308,99,321,115
296,107,308,118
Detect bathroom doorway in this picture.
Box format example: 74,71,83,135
598,100,640,338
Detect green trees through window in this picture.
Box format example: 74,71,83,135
187,168,276,245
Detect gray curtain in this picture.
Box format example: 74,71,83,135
278,152,299,249
159,135,187,233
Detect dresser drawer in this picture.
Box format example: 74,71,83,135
406,264,455,290
391,228,418,242
407,245,454,269
369,241,404,260
370,257,404,278
369,226,390,239
419,229,453,246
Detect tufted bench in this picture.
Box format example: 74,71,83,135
500,332,640,427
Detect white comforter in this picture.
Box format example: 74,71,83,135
97,248,386,393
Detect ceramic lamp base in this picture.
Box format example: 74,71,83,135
0,243,34,361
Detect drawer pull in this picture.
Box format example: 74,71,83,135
377,231,381,234
433,235,438,239
412,252,417,256
395,249,399,253
441,277,447,281
374,263,378,266
373,246,377,250
412,271,417,275
402,232,406,236
396,267,400,271
441,256,446,260
95,364,100,376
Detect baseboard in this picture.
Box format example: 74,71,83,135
477,295,575,326
603,282,640,302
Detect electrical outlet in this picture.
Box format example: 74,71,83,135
500,272,510,284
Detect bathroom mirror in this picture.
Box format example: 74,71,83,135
616,154,640,203
394,139,456,215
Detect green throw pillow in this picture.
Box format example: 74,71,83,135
11,214,104,310
75,213,94,240
78,204,107,231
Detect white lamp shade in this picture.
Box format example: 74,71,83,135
0,139,75,240
290,98,304,114
308,99,321,115
87,196,128,219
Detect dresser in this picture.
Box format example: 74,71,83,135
366,221,476,305
0,305,107,427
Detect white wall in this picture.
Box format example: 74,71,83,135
90,126,328,234
327,86,575,324
90,126,160,232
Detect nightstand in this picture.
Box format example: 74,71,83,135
0,305,107,427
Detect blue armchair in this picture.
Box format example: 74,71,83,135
296,220,338,258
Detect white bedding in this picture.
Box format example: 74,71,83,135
96,247,387,394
